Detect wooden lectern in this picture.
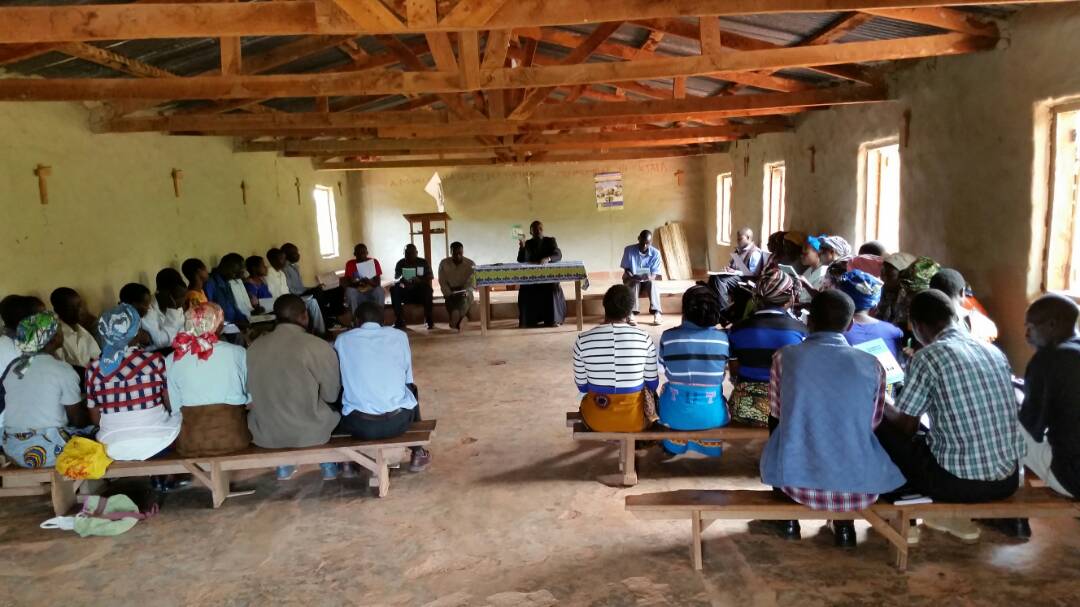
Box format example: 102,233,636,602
403,212,451,260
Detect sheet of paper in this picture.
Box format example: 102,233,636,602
778,264,799,278
258,298,274,311
355,259,377,279
402,267,418,280
852,338,905,385
222,323,241,335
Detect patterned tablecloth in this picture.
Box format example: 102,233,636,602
474,261,588,287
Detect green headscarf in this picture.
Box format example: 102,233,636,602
899,257,940,294
11,312,60,378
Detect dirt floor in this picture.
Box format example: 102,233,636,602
2,318,1080,606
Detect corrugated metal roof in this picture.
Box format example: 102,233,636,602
0,4,1028,116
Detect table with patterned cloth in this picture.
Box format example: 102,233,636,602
473,262,589,334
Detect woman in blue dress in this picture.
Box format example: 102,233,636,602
657,286,730,457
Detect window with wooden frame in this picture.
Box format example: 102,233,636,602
1045,104,1080,294
716,173,733,245
313,185,340,259
762,162,786,238
859,141,902,252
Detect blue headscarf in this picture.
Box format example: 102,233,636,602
806,234,828,252
837,269,884,312
97,303,141,375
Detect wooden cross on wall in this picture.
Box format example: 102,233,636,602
294,177,301,205
240,180,248,205
171,168,183,198
33,164,51,205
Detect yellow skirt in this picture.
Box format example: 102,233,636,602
579,391,652,433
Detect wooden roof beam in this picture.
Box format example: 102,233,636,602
316,147,711,170
0,0,1053,43
860,8,999,37
3,34,988,102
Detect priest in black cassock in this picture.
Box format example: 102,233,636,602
516,220,566,327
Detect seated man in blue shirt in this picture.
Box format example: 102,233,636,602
334,302,431,472
204,253,249,331
621,229,663,326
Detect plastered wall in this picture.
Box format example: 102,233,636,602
0,102,355,316
346,156,707,273
706,4,1080,367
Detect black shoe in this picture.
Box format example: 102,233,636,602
393,321,407,330
982,518,1032,539
830,520,857,548
777,520,801,540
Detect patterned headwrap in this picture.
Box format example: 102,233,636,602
10,312,60,378
754,267,798,308
837,270,884,311
97,303,141,375
899,257,940,294
820,236,853,261
172,302,224,362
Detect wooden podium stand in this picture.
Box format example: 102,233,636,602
403,212,451,260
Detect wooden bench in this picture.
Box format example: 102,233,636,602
1,420,435,516
567,412,767,486
625,486,1080,571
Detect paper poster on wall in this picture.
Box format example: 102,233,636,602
594,171,624,211
424,172,445,212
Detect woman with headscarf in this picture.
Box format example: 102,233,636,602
0,312,89,468
85,303,180,461
656,286,730,457
836,270,905,359
874,252,916,325
727,269,808,427
797,235,829,303
892,256,941,331
166,302,252,457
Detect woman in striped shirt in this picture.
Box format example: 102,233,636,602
573,285,659,432
657,286,730,457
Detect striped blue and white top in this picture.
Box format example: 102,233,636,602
658,322,730,385
572,323,659,394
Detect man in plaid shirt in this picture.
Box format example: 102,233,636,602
878,289,1024,543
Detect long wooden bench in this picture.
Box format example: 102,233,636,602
1,420,435,516
566,412,767,486
625,486,1080,571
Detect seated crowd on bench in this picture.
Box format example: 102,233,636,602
574,228,1079,547
0,239,469,483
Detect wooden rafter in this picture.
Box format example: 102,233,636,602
316,147,714,170
0,0,1057,43
55,42,177,79
509,21,624,120
0,34,990,102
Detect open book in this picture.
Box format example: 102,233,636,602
853,338,905,385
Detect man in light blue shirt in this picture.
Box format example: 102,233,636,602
620,229,664,326
334,302,431,472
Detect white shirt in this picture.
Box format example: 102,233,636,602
334,323,417,415
228,279,254,319
572,323,659,393
143,300,184,351
266,267,291,301
166,342,251,407
2,355,81,430
56,322,100,368
0,334,18,374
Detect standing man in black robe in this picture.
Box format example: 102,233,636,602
517,220,566,327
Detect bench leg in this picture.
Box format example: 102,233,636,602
372,449,390,498
50,470,76,516
210,462,230,509
862,509,909,570
691,510,704,571
621,439,638,486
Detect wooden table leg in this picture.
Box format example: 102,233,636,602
480,285,490,337
575,280,584,331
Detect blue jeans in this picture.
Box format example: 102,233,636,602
276,463,339,479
